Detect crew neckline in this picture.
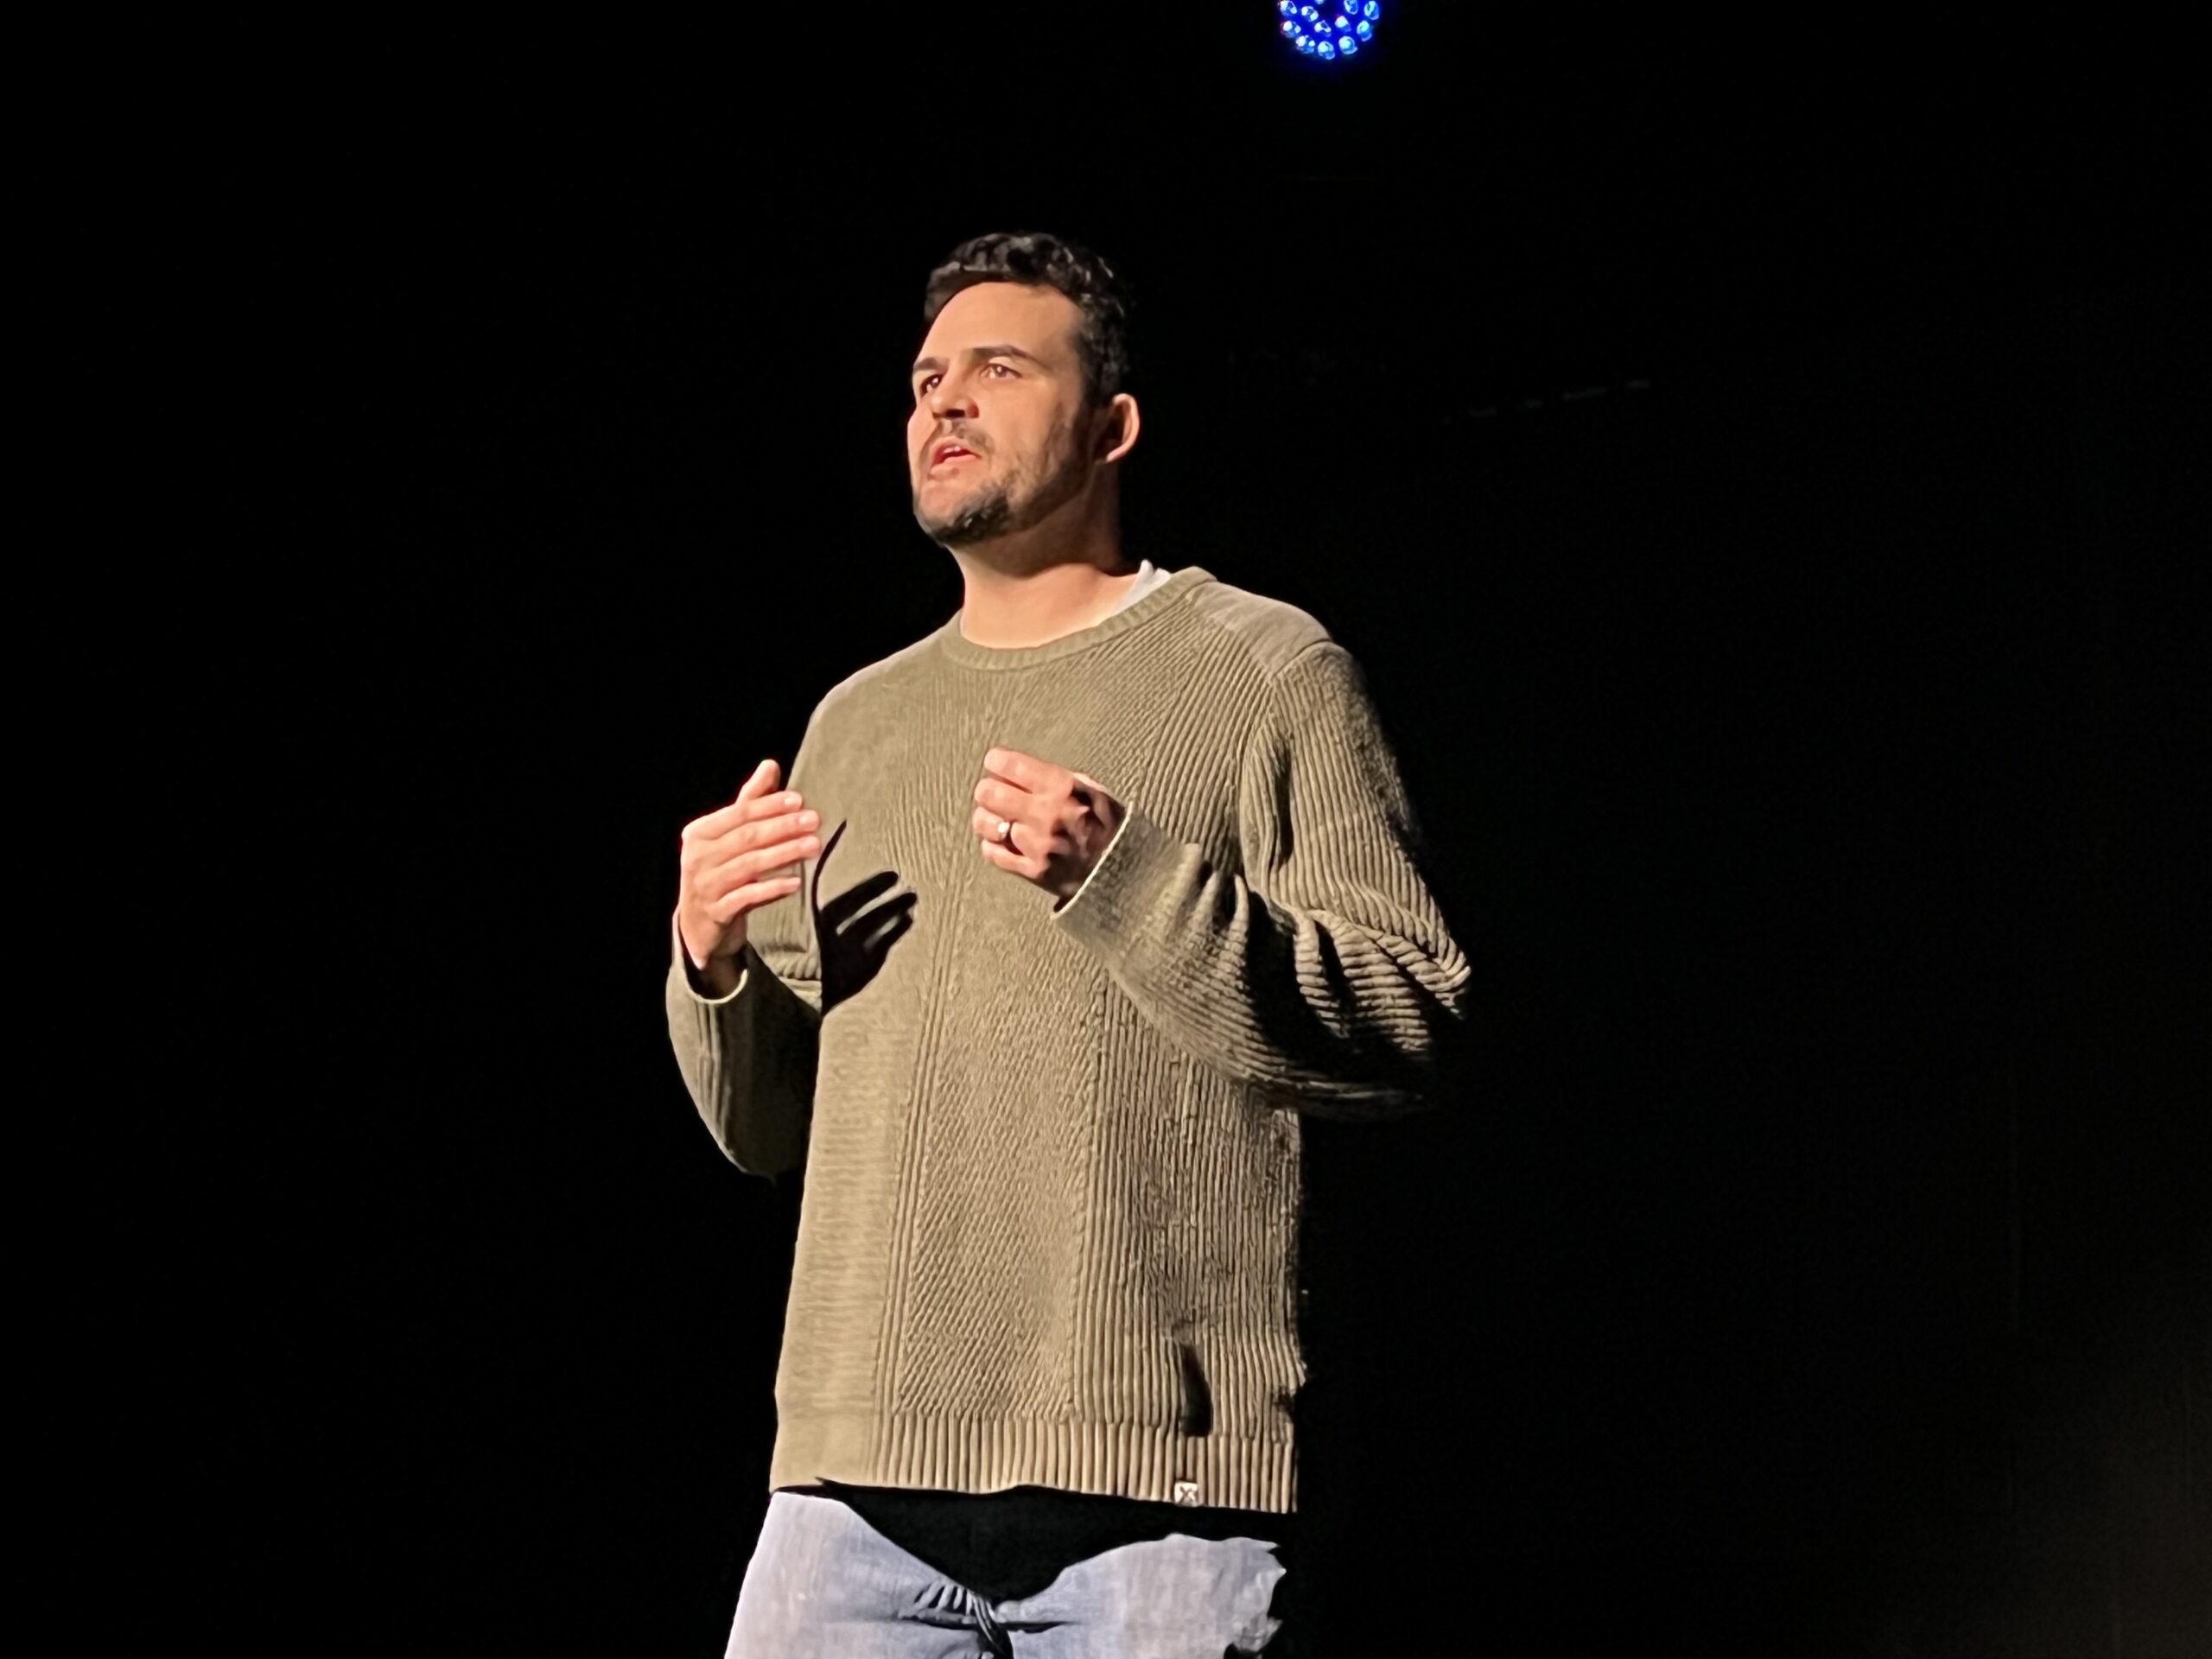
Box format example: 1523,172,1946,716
934,564,1215,671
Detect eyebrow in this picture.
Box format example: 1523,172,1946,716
911,342,1047,378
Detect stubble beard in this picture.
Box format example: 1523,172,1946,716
917,478,1017,547
913,431,1089,551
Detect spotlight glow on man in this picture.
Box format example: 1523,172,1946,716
668,231,1468,1655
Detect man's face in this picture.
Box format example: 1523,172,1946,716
908,282,1093,548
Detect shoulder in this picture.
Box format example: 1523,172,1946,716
1178,575,1393,752
1179,572,1342,681
803,626,947,735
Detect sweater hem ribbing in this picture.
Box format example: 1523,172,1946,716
768,1410,1297,1515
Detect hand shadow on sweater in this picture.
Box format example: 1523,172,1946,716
810,819,918,1015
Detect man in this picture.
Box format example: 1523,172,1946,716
667,231,1469,1656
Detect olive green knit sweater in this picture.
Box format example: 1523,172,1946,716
665,564,1469,1513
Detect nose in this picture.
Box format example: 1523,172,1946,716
926,368,979,423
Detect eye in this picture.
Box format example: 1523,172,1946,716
986,362,1016,378
916,372,941,397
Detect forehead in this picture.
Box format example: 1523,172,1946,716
917,282,1082,365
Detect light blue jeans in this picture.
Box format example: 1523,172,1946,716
726,1489,1291,1657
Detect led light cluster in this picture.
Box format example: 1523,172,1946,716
1278,0,1380,60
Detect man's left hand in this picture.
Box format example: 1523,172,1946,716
972,747,1124,904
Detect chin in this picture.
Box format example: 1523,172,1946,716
912,475,1014,543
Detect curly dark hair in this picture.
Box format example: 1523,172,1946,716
920,232,1134,409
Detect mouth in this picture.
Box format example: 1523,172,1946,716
929,442,979,472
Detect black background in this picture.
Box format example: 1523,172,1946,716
159,14,2206,1655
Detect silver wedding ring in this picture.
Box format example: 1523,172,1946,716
995,817,1014,846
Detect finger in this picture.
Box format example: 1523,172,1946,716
690,786,806,842
702,832,820,899
683,810,816,882
982,747,1066,794
969,806,1033,850
705,874,805,923
978,836,1017,867
695,759,784,834
723,806,820,851
973,777,1022,817
695,836,815,905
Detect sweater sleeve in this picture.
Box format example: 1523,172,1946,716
1051,639,1471,1116
664,742,826,1178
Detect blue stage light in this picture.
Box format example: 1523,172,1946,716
1277,0,1379,63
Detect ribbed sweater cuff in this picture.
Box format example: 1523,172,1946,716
669,913,750,1007
1049,803,1181,965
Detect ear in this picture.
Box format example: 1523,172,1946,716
1094,392,1141,465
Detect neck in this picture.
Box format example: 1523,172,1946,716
950,512,1141,649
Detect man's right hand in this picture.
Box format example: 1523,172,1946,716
676,759,821,995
